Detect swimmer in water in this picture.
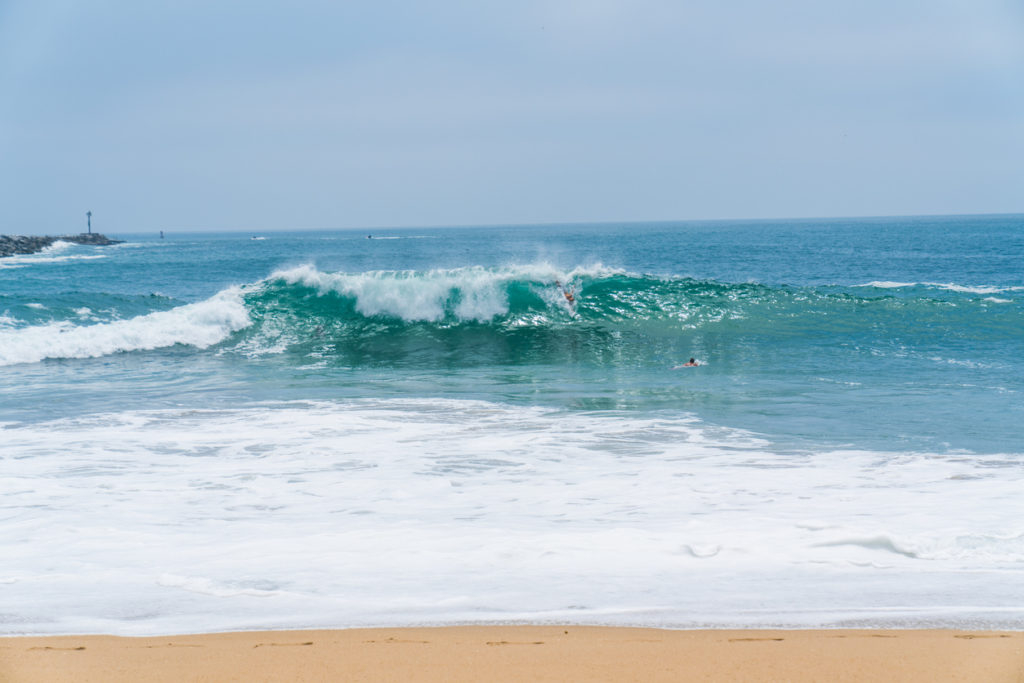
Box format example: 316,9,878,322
556,280,575,304
673,358,699,368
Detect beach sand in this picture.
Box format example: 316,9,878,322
2,626,1022,682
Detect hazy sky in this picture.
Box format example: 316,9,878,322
2,1,1022,234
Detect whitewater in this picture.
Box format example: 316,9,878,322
1,216,1022,635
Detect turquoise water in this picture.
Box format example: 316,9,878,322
4,215,1022,452
2,215,1023,634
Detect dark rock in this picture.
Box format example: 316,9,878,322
0,233,124,258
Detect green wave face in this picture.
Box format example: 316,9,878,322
229,265,1021,369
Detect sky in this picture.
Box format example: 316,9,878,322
1,0,1022,235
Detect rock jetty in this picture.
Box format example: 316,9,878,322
0,233,124,258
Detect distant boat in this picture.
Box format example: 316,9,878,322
251,236,266,241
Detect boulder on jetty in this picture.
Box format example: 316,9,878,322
0,233,124,258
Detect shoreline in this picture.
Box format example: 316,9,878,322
2,626,1021,682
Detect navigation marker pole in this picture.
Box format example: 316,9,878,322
86,211,92,234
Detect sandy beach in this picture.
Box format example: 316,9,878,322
2,626,1022,682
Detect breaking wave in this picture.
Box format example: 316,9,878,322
2,264,1020,367
0,288,251,366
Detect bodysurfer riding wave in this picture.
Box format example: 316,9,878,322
555,280,575,305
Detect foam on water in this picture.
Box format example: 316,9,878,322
2,217,1023,635
0,245,108,267
856,281,919,289
270,263,620,323
856,281,1024,295
2,399,1022,635
0,287,251,366
5,257,1018,369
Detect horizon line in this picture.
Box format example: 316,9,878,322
5,210,1023,236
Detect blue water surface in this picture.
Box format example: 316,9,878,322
2,214,1022,454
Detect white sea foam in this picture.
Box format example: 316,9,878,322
1,399,1021,635
2,239,91,269
0,287,251,366
855,281,1023,295
0,252,107,267
1,240,111,266
927,282,1015,294
270,263,620,322
40,240,73,254
26,303,45,309
930,356,996,369
157,574,282,598
856,281,917,289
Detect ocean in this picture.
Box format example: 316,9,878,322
1,215,1022,635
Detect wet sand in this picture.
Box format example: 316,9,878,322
2,626,1022,682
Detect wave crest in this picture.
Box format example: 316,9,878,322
5,263,1017,367
268,263,621,323
0,288,251,366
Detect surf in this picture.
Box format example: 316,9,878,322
1,262,1019,367
0,287,251,366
